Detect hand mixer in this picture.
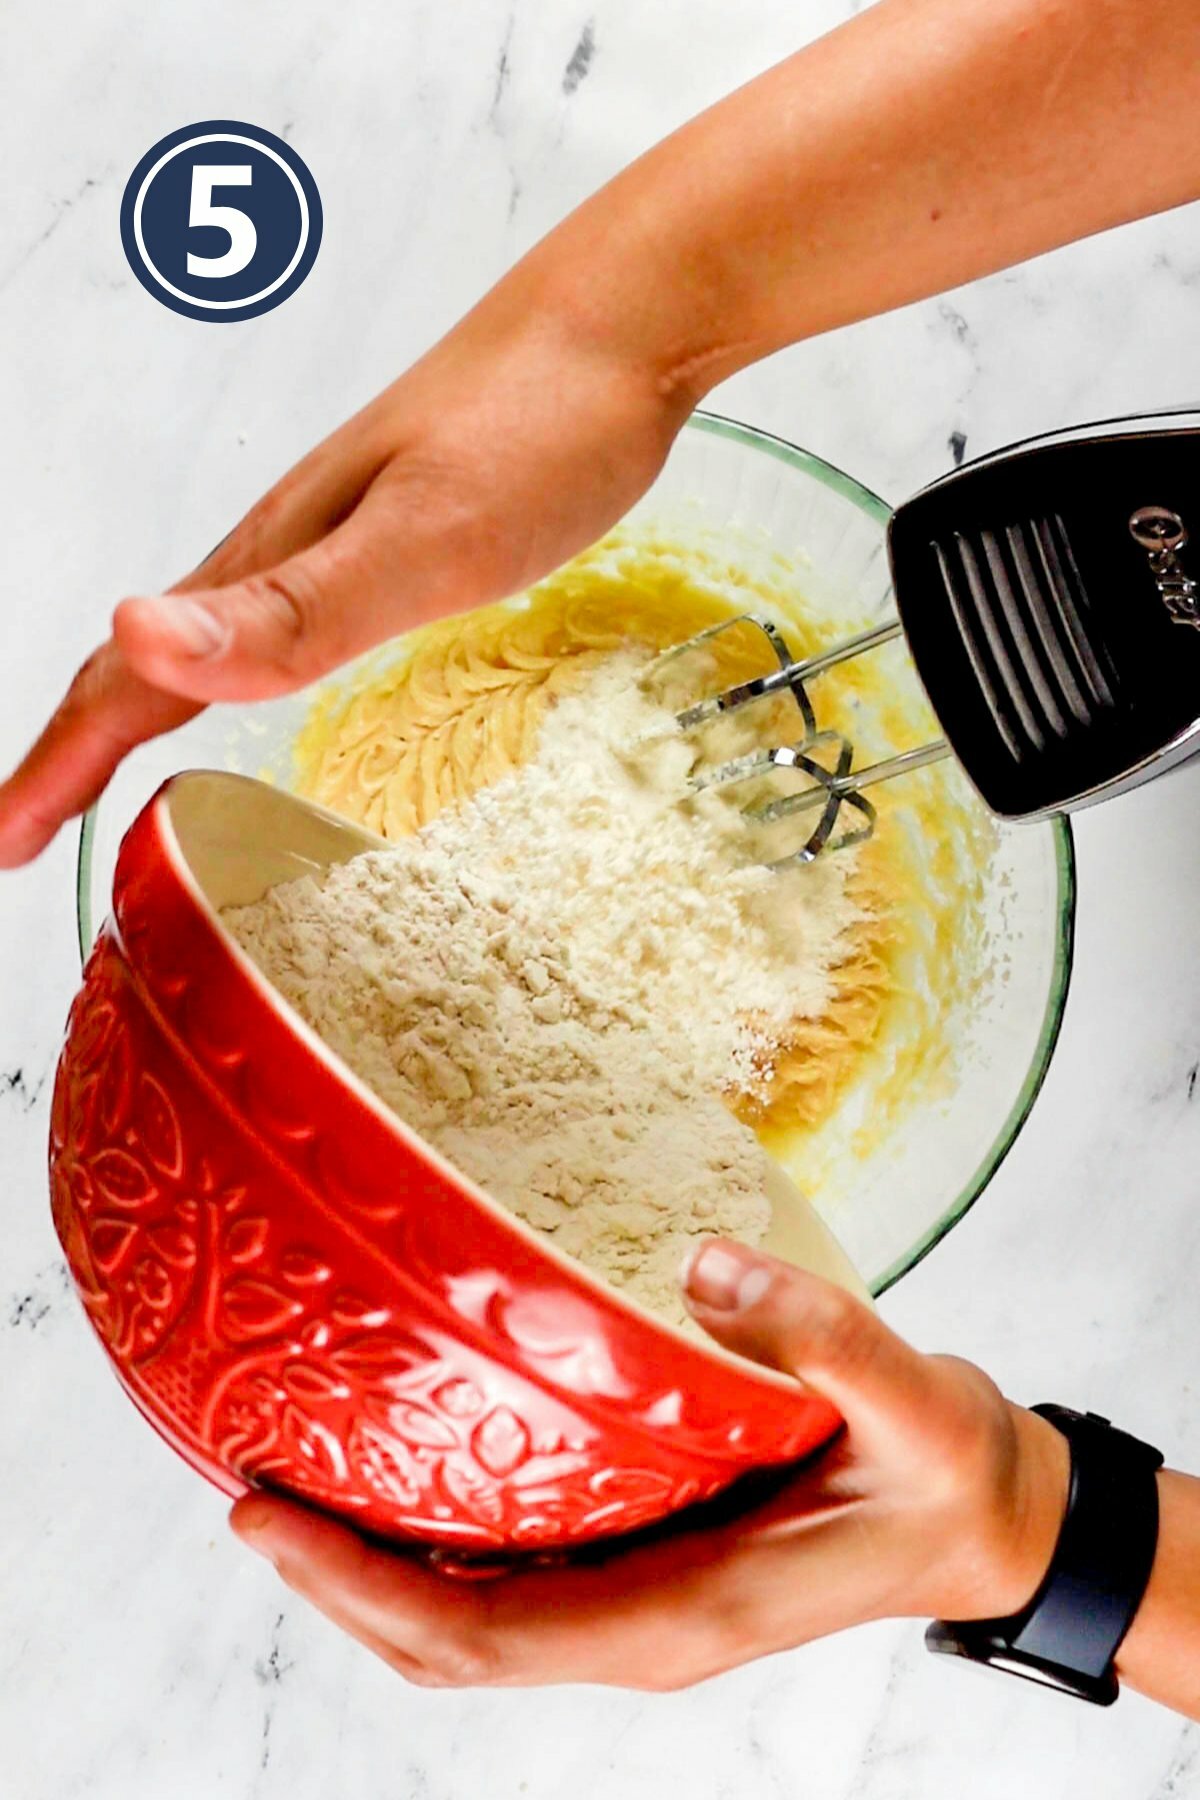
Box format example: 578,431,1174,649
643,413,1200,865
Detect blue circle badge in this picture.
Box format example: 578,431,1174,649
120,121,322,322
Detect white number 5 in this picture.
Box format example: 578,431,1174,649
187,165,257,279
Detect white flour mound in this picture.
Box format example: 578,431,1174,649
225,653,864,1327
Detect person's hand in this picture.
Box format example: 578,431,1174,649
0,280,685,867
9,0,1199,872
230,1239,1069,1690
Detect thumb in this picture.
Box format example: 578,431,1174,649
112,492,411,705
682,1239,944,1442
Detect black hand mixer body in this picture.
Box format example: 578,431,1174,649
644,416,1200,864
888,420,1200,819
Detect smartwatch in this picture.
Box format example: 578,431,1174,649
925,1405,1163,1705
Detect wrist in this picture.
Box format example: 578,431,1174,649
438,242,695,462
979,1404,1074,1619
513,172,750,418
925,1409,1173,1707
917,1400,1072,1624
1112,1467,1191,1699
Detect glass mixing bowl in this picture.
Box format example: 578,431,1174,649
77,412,1074,1296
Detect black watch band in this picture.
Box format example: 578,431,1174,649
926,1405,1163,1705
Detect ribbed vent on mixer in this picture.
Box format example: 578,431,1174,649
931,513,1119,766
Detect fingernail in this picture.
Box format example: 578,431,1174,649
147,596,230,658
682,1241,774,1312
231,1497,278,1551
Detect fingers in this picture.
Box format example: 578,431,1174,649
114,520,371,704
225,1248,1020,1691
231,1492,743,1690
0,414,391,868
0,642,201,869
682,1239,947,1443
0,491,400,866
176,404,393,596
112,476,459,705
232,1495,507,1681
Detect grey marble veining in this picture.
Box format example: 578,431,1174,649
2,1,1199,1796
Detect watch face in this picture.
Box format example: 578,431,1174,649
983,1651,1110,1703
926,1627,1119,1707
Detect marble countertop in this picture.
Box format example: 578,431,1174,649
3,1,1199,1795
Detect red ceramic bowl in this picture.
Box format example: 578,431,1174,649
49,772,843,1555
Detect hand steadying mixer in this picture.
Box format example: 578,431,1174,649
644,414,1200,864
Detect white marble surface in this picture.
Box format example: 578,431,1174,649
3,1,1200,1794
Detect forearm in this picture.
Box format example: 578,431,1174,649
505,0,1200,401
1117,1471,1200,1718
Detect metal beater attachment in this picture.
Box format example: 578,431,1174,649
640,613,950,867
